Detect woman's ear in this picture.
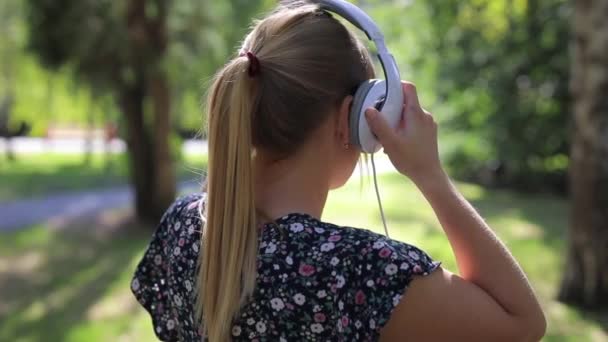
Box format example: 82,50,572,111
335,95,354,145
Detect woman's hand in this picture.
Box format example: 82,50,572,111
368,83,546,342
365,81,443,184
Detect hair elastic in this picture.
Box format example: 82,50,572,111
239,50,260,77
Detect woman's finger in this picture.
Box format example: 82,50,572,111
365,107,397,149
402,81,421,109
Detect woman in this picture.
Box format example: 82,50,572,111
131,2,546,341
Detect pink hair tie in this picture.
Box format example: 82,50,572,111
239,50,261,78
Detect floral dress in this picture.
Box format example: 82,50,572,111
131,194,440,341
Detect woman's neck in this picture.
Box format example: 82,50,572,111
254,146,331,222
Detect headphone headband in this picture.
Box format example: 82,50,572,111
313,0,402,122
311,0,403,153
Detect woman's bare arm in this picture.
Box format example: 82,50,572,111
364,82,546,341
380,170,546,341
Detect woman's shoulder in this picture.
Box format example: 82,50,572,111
267,214,441,339
280,213,438,271
131,193,205,341
161,193,206,225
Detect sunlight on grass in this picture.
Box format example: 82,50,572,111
0,167,606,341
0,152,208,201
0,218,157,342
0,154,128,201
325,168,607,341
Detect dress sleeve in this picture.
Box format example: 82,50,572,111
130,194,203,342
343,232,441,338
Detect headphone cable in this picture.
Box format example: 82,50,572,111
370,153,390,238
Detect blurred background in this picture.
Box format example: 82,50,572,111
0,0,606,341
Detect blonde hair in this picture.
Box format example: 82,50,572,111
197,2,374,340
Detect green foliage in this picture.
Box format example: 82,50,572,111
422,0,571,191
167,0,268,134
16,0,267,136
10,0,572,193
26,0,127,90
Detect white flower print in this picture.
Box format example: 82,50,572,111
232,325,241,336
290,222,304,233
330,257,340,266
280,337,287,342
130,194,441,341
265,242,277,254
131,278,140,291
270,298,285,311
320,242,335,252
256,321,267,333
311,323,324,334
393,294,403,306
373,240,385,249
336,275,345,288
385,263,398,275
293,293,306,305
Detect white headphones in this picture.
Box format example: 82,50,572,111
313,0,403,153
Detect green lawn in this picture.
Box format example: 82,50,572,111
0,153,207,202
0,169,606,341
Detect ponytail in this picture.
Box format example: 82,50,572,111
195,4,375,339
196,57,259,341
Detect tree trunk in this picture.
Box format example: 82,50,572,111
121,0,175,223
558,0,608,310
120,80,158,222
0,93,15,161
149,71,176,217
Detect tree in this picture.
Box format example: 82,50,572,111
0,0,27,160
26,0,175,221
558,0,608,309
422,0,571,192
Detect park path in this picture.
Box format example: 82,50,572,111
0,155,395,232
0,180,202,232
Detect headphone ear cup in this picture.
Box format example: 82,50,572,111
349,80,380,147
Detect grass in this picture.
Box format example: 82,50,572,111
0,160,606,341
0,153,207,202
0,213,159,342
